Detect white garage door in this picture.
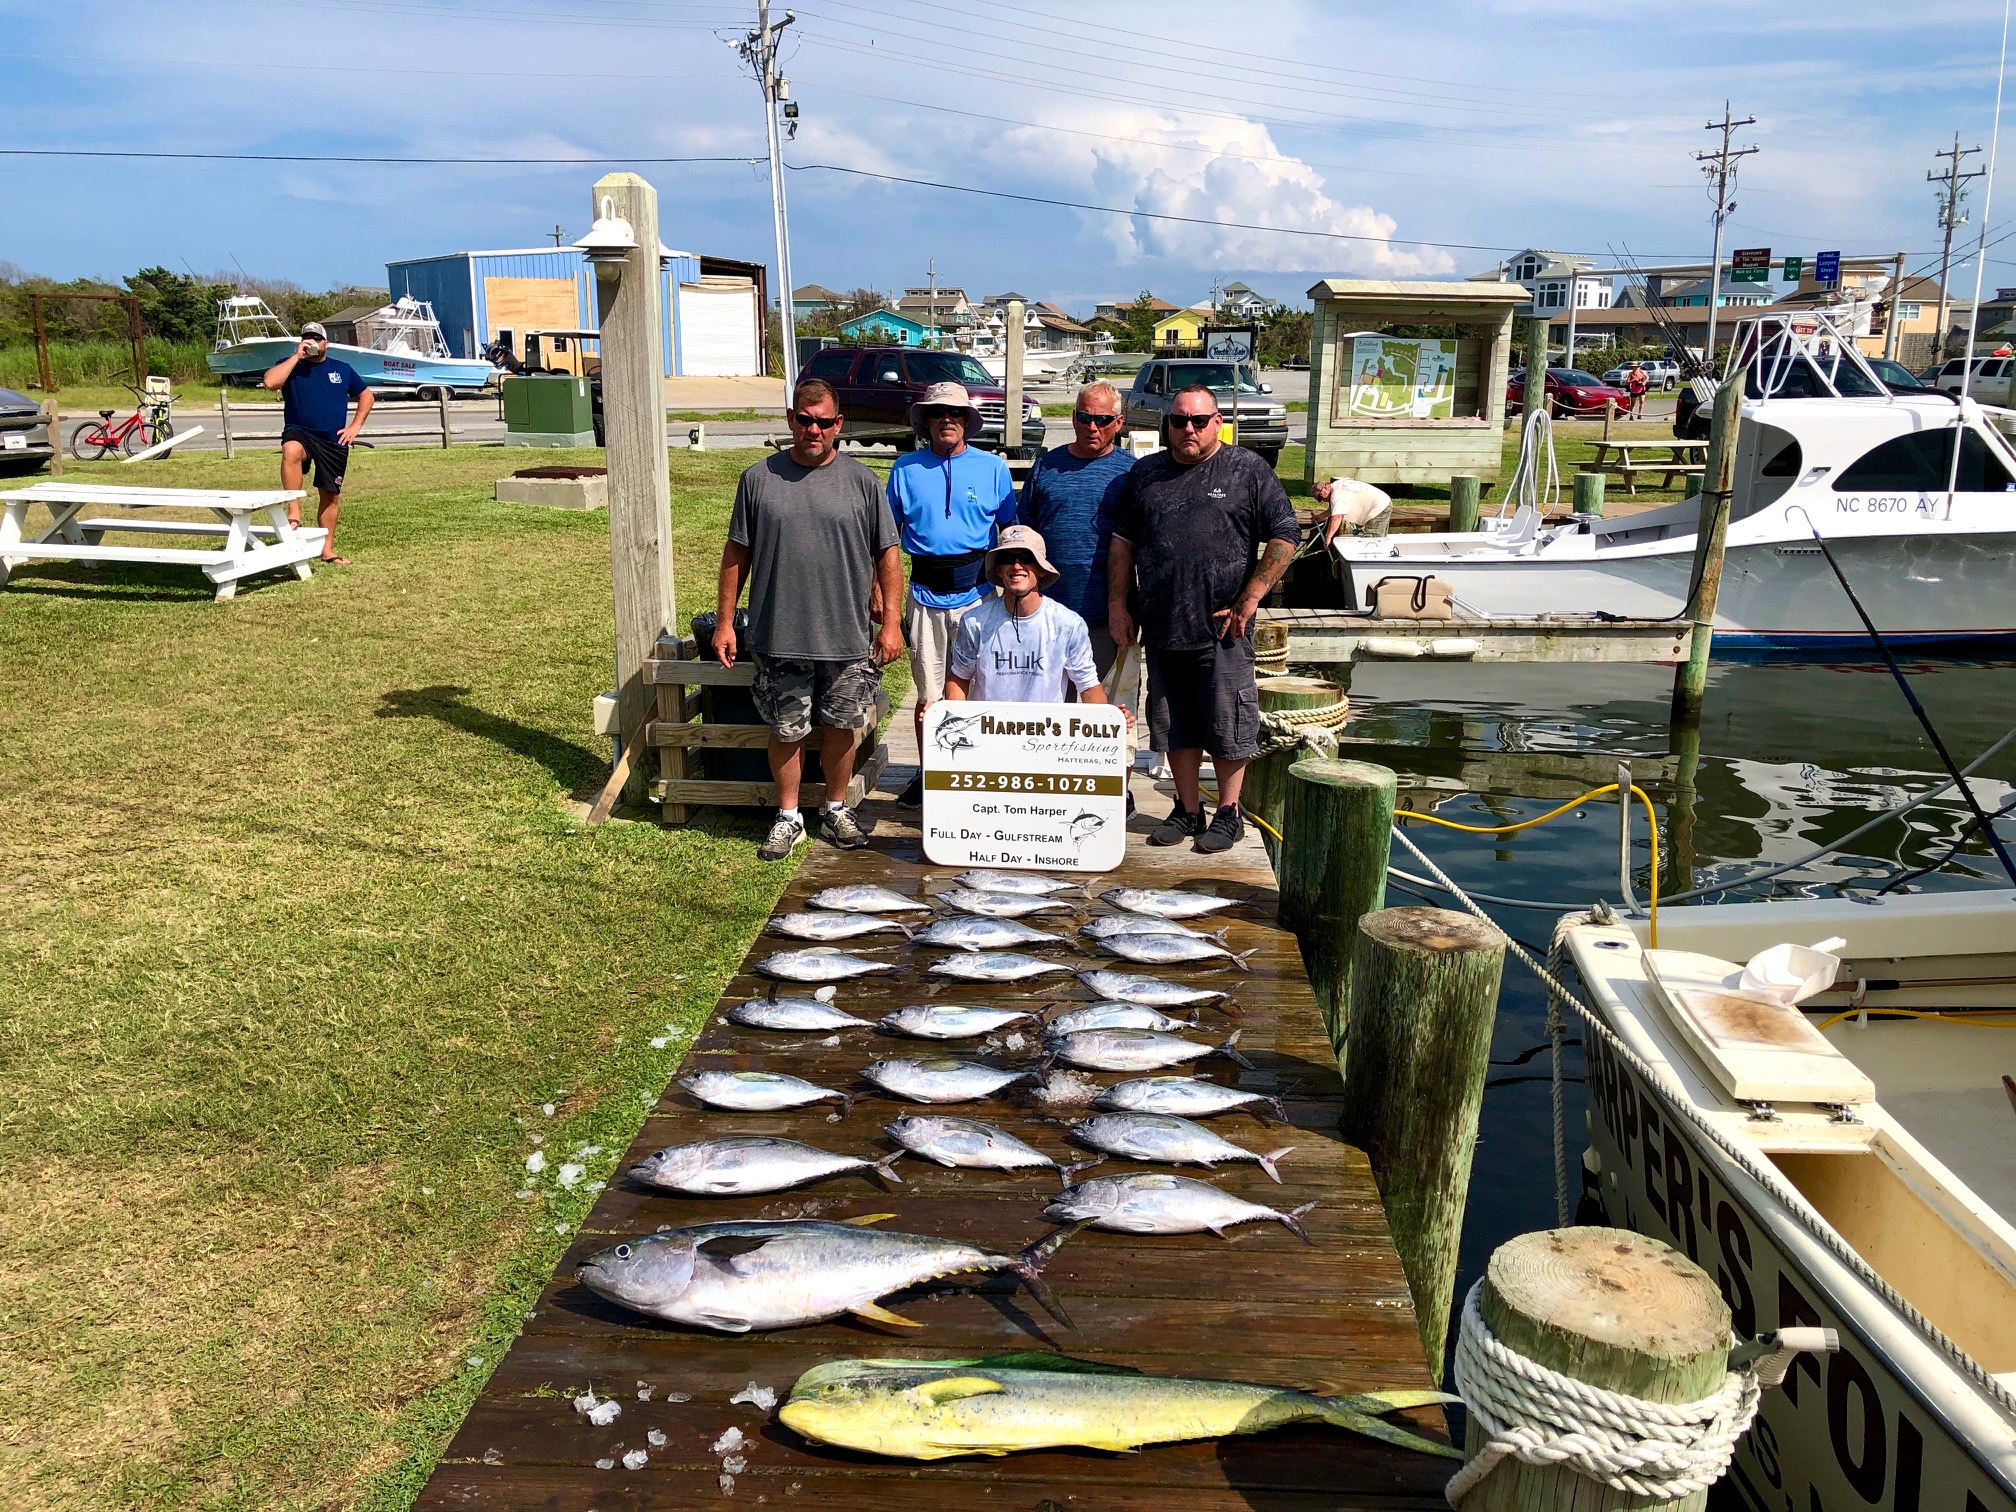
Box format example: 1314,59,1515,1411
677,279,759,376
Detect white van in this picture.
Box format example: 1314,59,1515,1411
1932,355,2016,403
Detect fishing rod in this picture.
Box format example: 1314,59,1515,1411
1786,505,2016,886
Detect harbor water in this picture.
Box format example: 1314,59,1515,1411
1337,659,2016,1375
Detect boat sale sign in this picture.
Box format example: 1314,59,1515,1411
921,700,1128,872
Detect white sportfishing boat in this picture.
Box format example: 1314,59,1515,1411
1564,891,2016,1510
1331,315,2016,657
206,295,496,393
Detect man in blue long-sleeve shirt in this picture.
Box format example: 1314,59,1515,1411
885,380,1016,804
1017,380,1132,676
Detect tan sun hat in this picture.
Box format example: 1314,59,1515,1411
985,524,1059,587
908,380,986,435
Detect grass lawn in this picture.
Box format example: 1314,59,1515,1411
0,443,902,1510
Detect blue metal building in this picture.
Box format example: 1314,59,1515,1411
383,247,769,378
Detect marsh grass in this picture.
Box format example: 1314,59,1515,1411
0,444,872,1509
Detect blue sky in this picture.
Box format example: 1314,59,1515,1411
5,0,2012,314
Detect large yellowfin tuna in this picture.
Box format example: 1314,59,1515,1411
778,1352,1458,1461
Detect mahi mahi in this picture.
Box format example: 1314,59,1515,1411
630,1136,903,1196
575,1218,1082,1333
777,1353,1458,1460
1046,1171,1313,1241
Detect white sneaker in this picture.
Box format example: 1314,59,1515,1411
758,813,805,861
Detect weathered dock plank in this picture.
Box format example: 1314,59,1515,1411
417,799,1452,1510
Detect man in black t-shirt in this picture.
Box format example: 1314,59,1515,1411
262,322,373,564
1109,384,1299,854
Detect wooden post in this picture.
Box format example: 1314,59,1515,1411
1277,758,1395,1055
591,172,677,809
217,391,235,460
1602,396,1614,441
1573,471,1605,517
437,384,452,448
1341,906,1505,1377
1447,474,1481,533
1524,316,1549,421
1004,299,1025,453
1244,678,1347,867
1459,1228,1733,1510
1669,364,1745,726
31,294,54,393
43,399,61,476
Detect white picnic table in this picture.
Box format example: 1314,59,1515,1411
0,483,325,601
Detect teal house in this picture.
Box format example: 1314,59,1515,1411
840,309,931,345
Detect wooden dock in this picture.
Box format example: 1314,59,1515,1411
416,797,1452,1510
1262,605,1693,666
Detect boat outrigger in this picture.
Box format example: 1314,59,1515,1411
1564,892,2016,1510
206,295,497,394
1329,314,2016,657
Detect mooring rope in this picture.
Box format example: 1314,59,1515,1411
1446,1283,1763,1506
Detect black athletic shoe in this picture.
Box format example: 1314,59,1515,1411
896,773,925,806
821,806,870,850
1148,803,1206,846
1196,804,1245,854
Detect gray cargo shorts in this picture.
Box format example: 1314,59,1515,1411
751,654,881,745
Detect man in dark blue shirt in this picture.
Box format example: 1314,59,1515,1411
263,321,373,564
1016,379,1132,673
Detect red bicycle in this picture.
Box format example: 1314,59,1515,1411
69,385,175,460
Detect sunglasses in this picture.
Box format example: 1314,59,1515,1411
1170,412,1220,430
921,407,968,423
1073,411,1120,426
789,411,841,429
996,553,1038,570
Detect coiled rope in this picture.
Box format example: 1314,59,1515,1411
1446,1283,1763,1506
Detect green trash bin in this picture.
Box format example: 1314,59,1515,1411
501,374,597,448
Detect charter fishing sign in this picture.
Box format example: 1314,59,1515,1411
920,701,1128,872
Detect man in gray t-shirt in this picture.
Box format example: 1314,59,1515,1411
715,379,904,859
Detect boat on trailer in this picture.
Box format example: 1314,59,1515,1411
1564,890,2016,1510
1329,314,2016,658
206,295,497,394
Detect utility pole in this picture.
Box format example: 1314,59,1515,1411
550,224,566,246
740,2,799,388
1929,135,1984,362
927,257,938,349
1695,102,1758,373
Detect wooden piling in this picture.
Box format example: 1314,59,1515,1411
1278,757,1395,1053
1525,316,1550,420
1245,677,1348,866
216,391,234,460
1447,474,1481,533
43,399,61,476
1460,1227,1733,1510
437,384,453,449
1670,365,1745,726
1341,906,1505,1377
1573,471,1605,517
1004,299,1025,453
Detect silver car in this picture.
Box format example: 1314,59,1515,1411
1125,359,1290,462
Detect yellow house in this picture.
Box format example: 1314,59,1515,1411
1152,305,1211,350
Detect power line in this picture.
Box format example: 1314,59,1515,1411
1695,101,1759,362
1929,134,1985,360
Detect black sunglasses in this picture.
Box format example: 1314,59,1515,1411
921,407,968,423
789,411,841,429
1073,410,1121,426
1170,412,1220,430
995,552,1038,569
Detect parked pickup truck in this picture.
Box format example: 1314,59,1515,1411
1124,358,1290,464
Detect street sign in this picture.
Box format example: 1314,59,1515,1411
920,700,1129,872
1815,250,1841,285
1730,247,1772,285
1781,255,1804,282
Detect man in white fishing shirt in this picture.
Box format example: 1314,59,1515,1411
942,525,1118,714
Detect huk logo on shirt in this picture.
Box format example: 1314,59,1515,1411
990,647,1046,674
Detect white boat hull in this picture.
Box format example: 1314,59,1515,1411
207,337,496,392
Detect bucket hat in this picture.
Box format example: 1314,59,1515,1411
985,523,1059,588
908,380,986,435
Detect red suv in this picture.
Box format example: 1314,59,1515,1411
1506,367,1634,418
797,346,1047,452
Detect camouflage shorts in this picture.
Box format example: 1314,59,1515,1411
750,655,881,744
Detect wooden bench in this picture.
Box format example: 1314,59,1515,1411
644,633,891,823
1578,439,1708,495
0,482,321,600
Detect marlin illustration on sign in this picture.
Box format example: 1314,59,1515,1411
933,711,980,763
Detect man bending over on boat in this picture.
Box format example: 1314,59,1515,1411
263,321,373,565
